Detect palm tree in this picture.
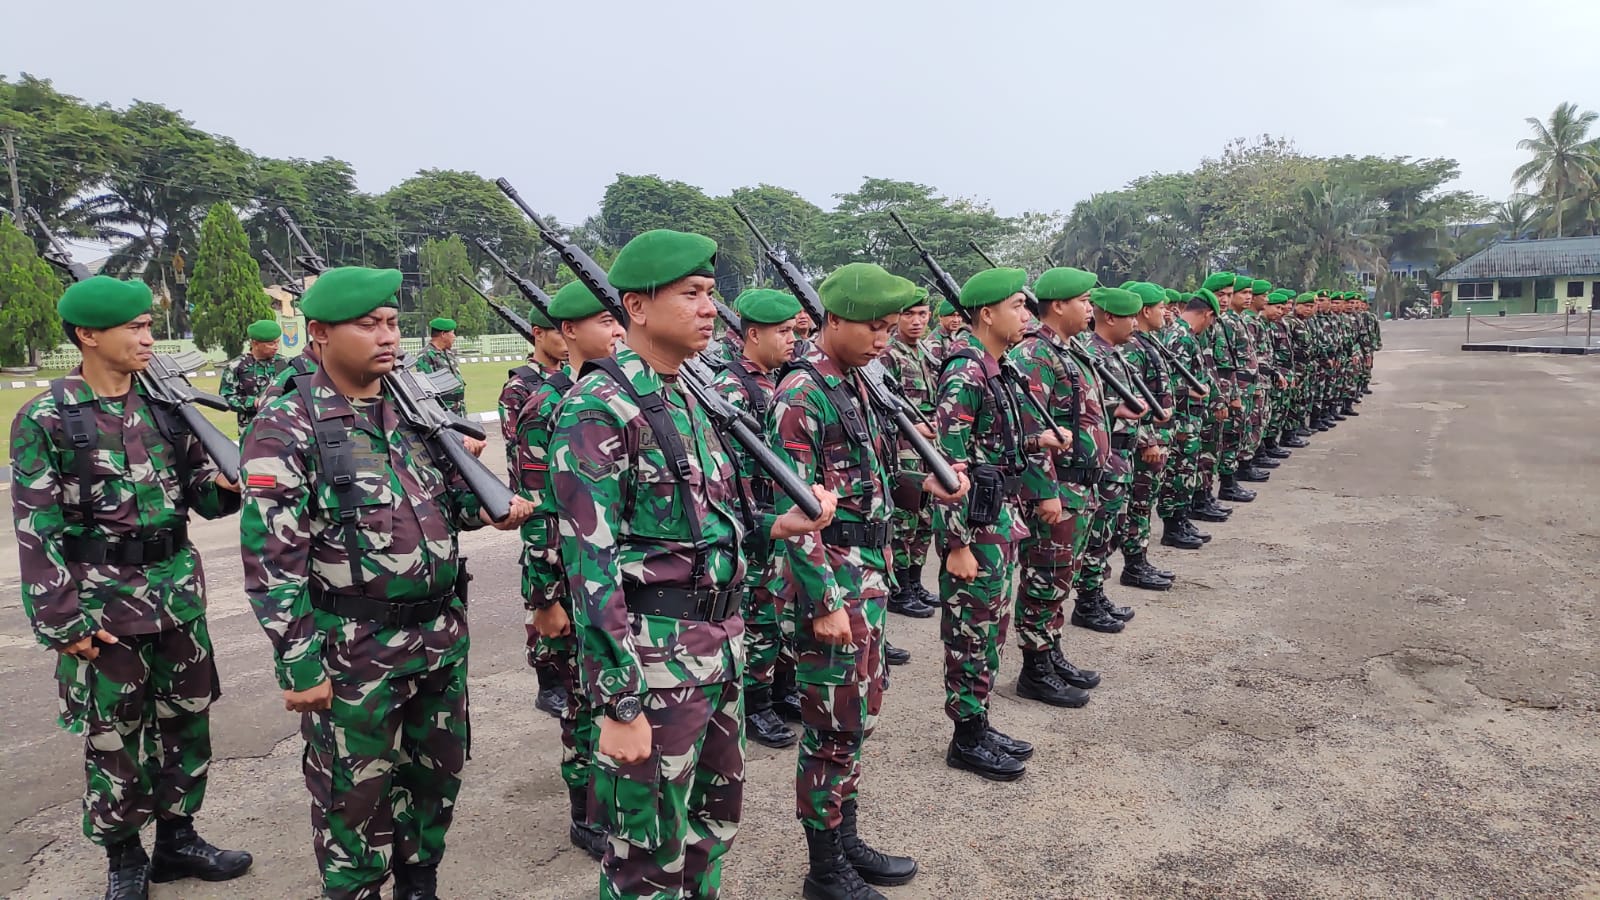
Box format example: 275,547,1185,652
1493,193,1545,241
1288,183,1385,287
1054,193,1140,285
1512,102,1600,237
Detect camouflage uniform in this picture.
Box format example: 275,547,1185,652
499,359,562,478
240,367,485,900
1212,309,1253,476
264,353,320,404
219,352,287,431
550,344,746,900
1073,332,1140,595
1120,331,1176,559
879,332,939,582
1008,323,1106,652
1240,311,1272,462
1285,310,1314,432
933,331,1029,723
1264,315,1295,440
769,342,896,830
413,343,466,416
1155,320,1210,521
12,370,239,846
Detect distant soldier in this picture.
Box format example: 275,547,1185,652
929,298,966,364
219,318,288,431
878,288,939,619
241,267,533,900
1157,290,1222,547
497,301,569,478
413,317,466,416
12,276,252,900
1117,282,1178,592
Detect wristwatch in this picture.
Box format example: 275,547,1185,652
605,695,643,723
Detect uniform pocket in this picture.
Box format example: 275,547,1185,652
596,746,664,852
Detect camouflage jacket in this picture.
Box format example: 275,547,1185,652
499,360,565,478
240,367,486,692
1124,331,1176,448
11,370,240,650
413,344,466,416
879,334,938,470
769,342,897,617
1008,321,1106,512
934,330,1030,547
550,344,746,704
709,356,781,585
1168,320,1223,421
929,323,970,366
1266,318,1294,379
515,370,574,611
1243,312,1274,377
1079,332,1139,483
220,353,287,430
264,354,319,405
1285,315,1312,367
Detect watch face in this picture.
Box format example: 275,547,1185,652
614,697,642,721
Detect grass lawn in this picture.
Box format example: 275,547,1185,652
0,360,523,462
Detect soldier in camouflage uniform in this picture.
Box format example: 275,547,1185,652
1071,288,1151,634
241,267,534,900
771,263,960,900
1117,282,1179,591
412,317,466,416
1207,274,1261,503
1281,293,1316,447
935,267,1068,781
519,280,623,858
879,289,939,619
1191,274,1240,520
14,276,253,900
265,340,321,403
928,297,967,365
1157,290,1223,547
710,288,803,750
1357,297,1382,395
549,230,833,900
219,318,288,432
1256,291,1298,461
1007,266,1105,710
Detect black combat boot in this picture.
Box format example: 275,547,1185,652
1161,517,1204,550
887,569,934,618
1330,405,1348,421
1071,589,1125,633
839,799,918,886
1099,590,1136,622
1363,386,1374,395
1049,638,1101,689
773,669,804,723
1218,474,1257,502
745,684,799,749
1281,429,1310,449
803,825,884,900
1181,517,1212,543
884,641,910,666
912,571,938,608
946,716,1027,780
104,836,150,900
1236,462,1271,482
1190,495,1230,523
567,786,608,860
534,666,566,719
393,860,439,900
1263,438,1292,459
1252,453,1282,469
149,816,252,884
1342,401,1359,416
1017,649,1091,707
1119,552,1174,591
982,714,1035,761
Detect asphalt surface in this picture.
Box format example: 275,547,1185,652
1,317,1596,899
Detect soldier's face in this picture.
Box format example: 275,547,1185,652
794,310,815,335
1215,287,1234,308
317,308,401,383
1163,304,1176,325
564,312,625,362
533,326,569,362
940,314,961,333
80,314,155,374
250,339,279,360
746,319,797,370
1136,305,1164,332
826,315,892,368
626,275,718,357
898,305,930,341
1233,290,1252,311
985,294,1029,345
435,330,456,350
1098,311,1138,344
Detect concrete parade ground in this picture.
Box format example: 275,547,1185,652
0,317,1596,899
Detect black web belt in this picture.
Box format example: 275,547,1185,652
63,523,189,566
625,584,741,622
821,519,891,548
309,582,455,628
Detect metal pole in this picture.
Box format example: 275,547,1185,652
1466,308,1471,343
1588,309,1593,348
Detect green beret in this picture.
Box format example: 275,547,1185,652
1163,288,1182,304
527,303,555,329
57,276,153,329
1295,292,1317,304
548,280,608,321
936,299,958,317
1252,279,1272,294
1266,292,1290,305
733,288,801,325
1090,287,1143,317
818,263,917,322
246,320,282,342
905,286,931,310
959,267,1027,309
1193,288,1222,315
429,317,457,332
1233,275,1255,292
1316,290,1330,298
1202,272,1236,293
299,267,402,323
608,229,718,293
1034,267,1096,301
1125,282,1168,307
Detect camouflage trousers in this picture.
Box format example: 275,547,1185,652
1075,479,1130,594
1218,377,1252,475
56,616,219,845
302,661,469,900
528,612,598,793
1121,450,1169,557
891,491,934,575
938,540,1018,722
1241,382,1270,460
1198,416,1223,497
594,680,744,900
1016,505,1093,653
794,569,888,830
1157,415,1202,519
742,582,794,693
1358,353,1374,391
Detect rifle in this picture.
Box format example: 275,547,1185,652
471,238,550,342
890,215,1071,442
277,208,516,520
25,210,241,482
964,235,1150,416
733,204,960,495
497,178,823,520
262,249,304,297
713,298,743,337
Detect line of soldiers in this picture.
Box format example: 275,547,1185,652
14,239,1379,900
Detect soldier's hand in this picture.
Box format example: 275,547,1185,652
284,679,333,713
599,715,653,765
532,603,571,638
925,462,969,502
1191,385,1211,400
1216,407,1230,421
61,629,118,662
1230,398,1243,410
772,486,837,539
464,436,488,458
1036,497,1063,526
1113,403,1143,421
915,422,935,440
945,545,979,583
485,497,536,530
812,607,854,647
1141,446,1166,465
215,473,241,493
1277,375,1288,389
1037,430,1071,452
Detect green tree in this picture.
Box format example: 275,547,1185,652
188,202,274,354
1054,192,1141,285
805,178,1016,287
0,214,66,366
596,174,755,294
1513,102,1600,237
0,74,126,236
1493,193,1544,241
417,236,487,337
726,183,822,282
384,169,533,263
249,156,398,273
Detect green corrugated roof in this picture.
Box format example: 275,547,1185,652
1439,236,1600,281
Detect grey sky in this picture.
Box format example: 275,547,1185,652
5,0,1594,225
